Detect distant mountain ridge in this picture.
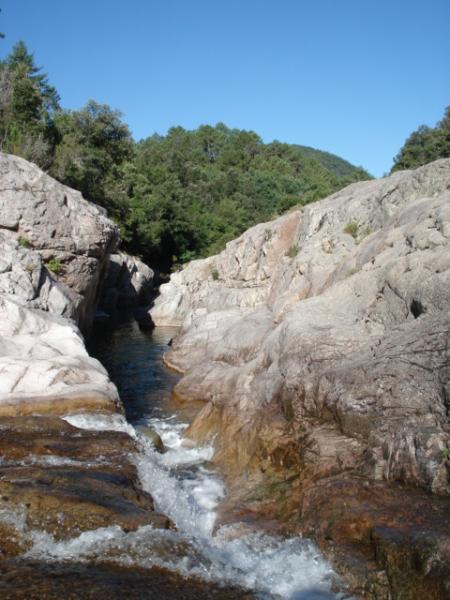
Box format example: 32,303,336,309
124,124,372,267
293,144,371,178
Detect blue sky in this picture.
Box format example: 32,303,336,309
1,0,449,176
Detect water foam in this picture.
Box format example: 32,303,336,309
131,414,339,598
63,412,136,437
6,411,340,598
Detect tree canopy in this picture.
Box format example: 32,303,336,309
391,106,450,172
0,41,371,271
50,100,134,215
123,125,369,268
0,41,59,166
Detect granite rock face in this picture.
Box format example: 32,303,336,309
100,252,154,312
0,294,120,416
152,159,450,597
0,155,172,558
0,152,119,333
0,153,121,415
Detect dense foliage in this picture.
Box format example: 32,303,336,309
124,127,369,267
0,42,370,269
391,106,450,172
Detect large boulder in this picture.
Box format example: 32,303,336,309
0,153,119,333
151,159,450,597
0,153,122,415
100,252,154,311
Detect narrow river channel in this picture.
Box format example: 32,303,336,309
59,317,342,600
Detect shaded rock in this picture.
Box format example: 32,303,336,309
0,560,255,600
101,253,154,312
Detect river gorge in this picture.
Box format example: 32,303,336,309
0,153,449,599
0,316,341,599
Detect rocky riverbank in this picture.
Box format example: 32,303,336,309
151,159,450,598
0,152,168,546
0,153,255,599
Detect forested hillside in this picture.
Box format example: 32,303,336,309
0,42,370,269
391,105,450,172
125,128,370,266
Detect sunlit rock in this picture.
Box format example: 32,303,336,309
152,159,450,596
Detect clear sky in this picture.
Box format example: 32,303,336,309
1,0,449,176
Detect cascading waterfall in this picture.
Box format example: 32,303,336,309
5,321,345,599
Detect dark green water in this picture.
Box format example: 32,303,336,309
88,317,180,425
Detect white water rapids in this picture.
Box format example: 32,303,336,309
9,410,340,599
1,323,347,599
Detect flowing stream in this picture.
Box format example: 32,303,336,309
20,318,344,599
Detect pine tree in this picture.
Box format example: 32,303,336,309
0,41,59,166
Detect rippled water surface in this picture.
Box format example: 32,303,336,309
81,317,341,599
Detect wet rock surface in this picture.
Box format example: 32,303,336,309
0,416,172,556
300,477,450,599
0,560,255,599
151,159,450,598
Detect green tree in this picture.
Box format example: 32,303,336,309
0,41,59,166
391,105,450,172
123,124,370,269
50,100,134,217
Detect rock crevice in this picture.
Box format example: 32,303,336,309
0,154,170,565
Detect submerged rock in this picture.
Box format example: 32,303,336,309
0,560,255,599
135,425,165,453
151,159,450,597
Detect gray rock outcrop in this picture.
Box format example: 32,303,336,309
152,158,450,494
152,159,450,596
0,153,118,333
0,153,120,415
100,252,154,312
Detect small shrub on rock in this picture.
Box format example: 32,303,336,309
46,257,64,275
286,244,299,258
18,235,30,248
343,220,359,240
